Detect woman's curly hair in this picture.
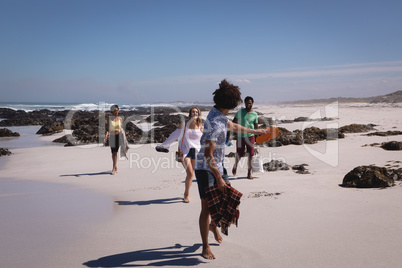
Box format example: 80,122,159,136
213,79,242,109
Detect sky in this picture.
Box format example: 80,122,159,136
1,0,402,104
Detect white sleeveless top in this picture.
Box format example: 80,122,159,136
160,121,203,157
180,127,203,156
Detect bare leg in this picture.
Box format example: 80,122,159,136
247,154,253,180
232,153,240,176
182,158,194,203
111,152,117,175
209,221,223,243
199,199,215,259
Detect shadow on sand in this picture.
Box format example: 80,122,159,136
59,171,111,177
229,176,260,181
115,197,183,206
83,243,205,267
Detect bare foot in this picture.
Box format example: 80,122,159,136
202,246,216,259
247,173,254,180
209,223,223,243
183,194,190,203
232,166,237,176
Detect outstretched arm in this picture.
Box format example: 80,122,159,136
160,122,185,149
227,120,267,136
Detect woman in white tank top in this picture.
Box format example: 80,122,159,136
156,107,203,203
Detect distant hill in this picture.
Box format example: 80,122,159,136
281,90,402,104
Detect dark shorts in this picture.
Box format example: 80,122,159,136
109,133,120,153
236,136,255,157
195,168,229,199
185,148,196,160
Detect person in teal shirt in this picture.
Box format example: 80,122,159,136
232,96,259,179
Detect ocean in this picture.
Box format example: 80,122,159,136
0,101,213,112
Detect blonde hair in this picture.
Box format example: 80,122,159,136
188,106,202,130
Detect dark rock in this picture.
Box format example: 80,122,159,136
327,128,344,140
292,164,310,174
0,117,51,126
273,127,294,146
365,130,402,136
0,109,53,126
47,111,101,145
339,124,376,133
294,116,310,122
321,117,336,121
302,127,343,142
226,152,236,158
145,114,186,126
51,110,69,119
139,124,178,144
53,135,71,143
279,119,294,124
0,108,26,119
263,160,290,172
53,135,76,146
118,111,143,121
258,117,276,127
125,122,143,144
260,126,344,147
65,113,103,145
66,111,99,130
381,141,402,151
179,105,211,113
301,127,327,144
72,125,99,144
362,143,381,147
0,128,20,137
36,120,64,135
341,165,394,188
388,168,402,181
0,148,12,156
125,121,143,133
131,106,196,116
257,127,292,147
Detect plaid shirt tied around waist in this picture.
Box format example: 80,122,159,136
205,184,243,236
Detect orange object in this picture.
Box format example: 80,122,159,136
256,126,279,144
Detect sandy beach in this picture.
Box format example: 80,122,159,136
1,103,402,267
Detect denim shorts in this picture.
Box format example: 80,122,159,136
195,168,229,199
185,148,196,160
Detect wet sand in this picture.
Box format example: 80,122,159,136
0,178,113,268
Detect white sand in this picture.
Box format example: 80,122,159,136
1,103,402,267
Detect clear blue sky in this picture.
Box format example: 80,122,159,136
1,0,402,104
